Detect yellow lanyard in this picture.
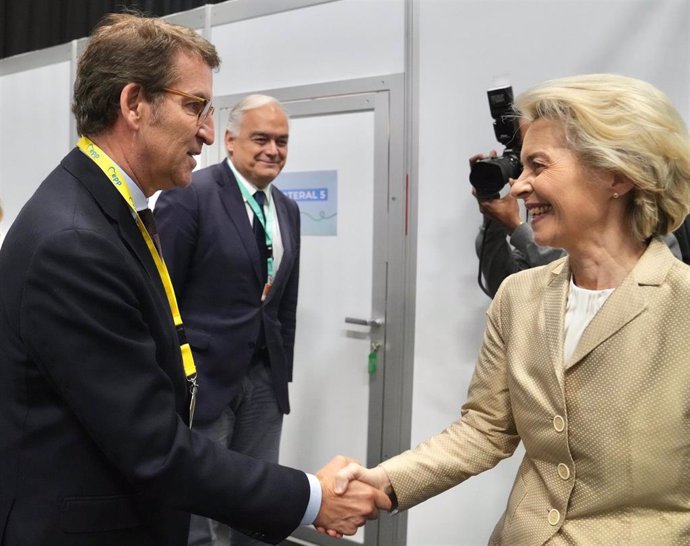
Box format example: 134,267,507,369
77,137,198,427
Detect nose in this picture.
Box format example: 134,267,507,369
198,115,215,146
510,170,531,200
264,140,279,156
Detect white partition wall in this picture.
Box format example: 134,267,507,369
1,1,689,544
0,59,72,230
211,0,405,94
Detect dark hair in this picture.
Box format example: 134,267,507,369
72,12,220,136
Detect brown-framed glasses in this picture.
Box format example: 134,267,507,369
162,87,214,125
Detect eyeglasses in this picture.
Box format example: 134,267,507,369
162,87,214,125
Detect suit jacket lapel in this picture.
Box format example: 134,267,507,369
265,192,294,302
543,258,569,390
63,148,168,307
216,162,264,283
275,193,294,261
565,239,671,370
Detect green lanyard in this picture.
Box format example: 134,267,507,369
235,179,276,289
77,136,199,428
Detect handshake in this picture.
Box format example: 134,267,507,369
313,456,394,538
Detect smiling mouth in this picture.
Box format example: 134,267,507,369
529,204,553,217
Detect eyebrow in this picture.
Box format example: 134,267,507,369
522,151,547,164
251,132,289,139
163,87,210,102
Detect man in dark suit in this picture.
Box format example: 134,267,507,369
0,13,388,546
155,95,299,546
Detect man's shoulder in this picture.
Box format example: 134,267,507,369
161,161,229,204
192,161,230,187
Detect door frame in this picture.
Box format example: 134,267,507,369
211,74,412,546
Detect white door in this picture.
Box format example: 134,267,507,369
212,77,409,546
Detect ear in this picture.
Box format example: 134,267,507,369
610,173,635,199
224,129,235,156
119,82,146,129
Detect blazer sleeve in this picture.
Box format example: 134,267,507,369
380,284,521,511
20,226,309,542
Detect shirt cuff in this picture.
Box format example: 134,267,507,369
300,473,322,526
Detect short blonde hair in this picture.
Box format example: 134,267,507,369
515,74,690,240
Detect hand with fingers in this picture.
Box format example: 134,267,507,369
468,149,498,168
313,456,393,538
470,150,523,233
333,462,393,497
476,191,523,234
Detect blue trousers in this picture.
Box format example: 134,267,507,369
187,357,284,546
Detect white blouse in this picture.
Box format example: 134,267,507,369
563,278,614,363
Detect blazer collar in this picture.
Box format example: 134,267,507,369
268,191,294,292
563,239,673,370
216,161,265,283
61,148,168,305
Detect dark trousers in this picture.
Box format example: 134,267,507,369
187,356,284,546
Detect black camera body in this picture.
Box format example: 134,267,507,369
469,86,522,199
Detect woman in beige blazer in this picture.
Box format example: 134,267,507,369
332,74,690,544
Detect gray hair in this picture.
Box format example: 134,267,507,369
226,94,288,135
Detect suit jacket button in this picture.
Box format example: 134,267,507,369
548,508,561,525
557,463,571,480
553,415,565,432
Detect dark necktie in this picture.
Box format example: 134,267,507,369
138,208,162,256
252,191,269,284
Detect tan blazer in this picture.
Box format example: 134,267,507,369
381,239,690,544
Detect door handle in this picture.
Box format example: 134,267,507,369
345,317,384,328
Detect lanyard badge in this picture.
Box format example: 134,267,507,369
77,137,199,428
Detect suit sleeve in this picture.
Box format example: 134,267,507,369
475,218,521,297
509,222,565,269
154,185,200,294
379,283,520,510
20,226,309,543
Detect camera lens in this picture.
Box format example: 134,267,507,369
469,154,522,199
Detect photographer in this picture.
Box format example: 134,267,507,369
468,85,565,297
472,150,564,297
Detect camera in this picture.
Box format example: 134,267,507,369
469,85,522,199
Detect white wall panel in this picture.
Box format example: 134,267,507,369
211,0,405,95
410,1,689,544
0,61,71,229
